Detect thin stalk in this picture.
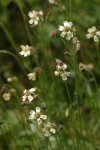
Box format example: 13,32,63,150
45,138,49,150
0,23,18,52
69,0,72,20
0,50,27,76
96,44,100,69
17,0,33,46
49,139,53,150
57,132,64,150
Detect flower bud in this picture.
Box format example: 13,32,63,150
21,101,29,106
72,37,78,44
55,58,63,65
58,125,64,132
49,30,57,38
41,102,46,110
76,41,81,52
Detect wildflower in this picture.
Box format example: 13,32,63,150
22,87,38,102
2,93,11,101
28,10,43,26
42,122,56,137
48,0,56,4
27,67,41,81
29,107,47,125
58,21,75,40
54,59,71,80
28,72,36,81
86,26,100,43
19,45,32,57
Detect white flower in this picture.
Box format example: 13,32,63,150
28,72,36,81
42,122,56,137
62,71,71,80
54,59,71,81
19,45,31,57
48,0,56,4
58,21,75,40
86,26,100,43
28,10,43,26
22,87,38,102
2,93,11,101
29,107,47,125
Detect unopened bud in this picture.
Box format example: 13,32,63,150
64,51,71,59
9,88,16,94
72,37,78,44
79,63,87,72
49,30,57,38
41,102,46,110
34,67,42,73
58,125,64,132
21,101,29,106
76,41,81,52
55,58,63,65
7,76,18,83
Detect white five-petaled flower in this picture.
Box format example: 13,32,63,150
58,21,75,40
19,45,31,57
86,26,100,43
27,72,36,81
29,107,47,125
28,10,43,26
22,87,38,102
54,59,71,81
42,122,56,137
2,93,11,101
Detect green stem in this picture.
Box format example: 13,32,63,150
0,23,18,52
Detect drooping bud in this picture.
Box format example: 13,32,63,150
41,102,46,110
55,58,63,65
49,30,57,38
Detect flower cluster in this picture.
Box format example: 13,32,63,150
28,107,56,136
28,10,43,26
19,45,32,57
58,21,75,40
54,59,71,81
22,87,38,102
29,107,47,125
86,26,100,43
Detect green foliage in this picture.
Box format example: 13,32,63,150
0,0,100,149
